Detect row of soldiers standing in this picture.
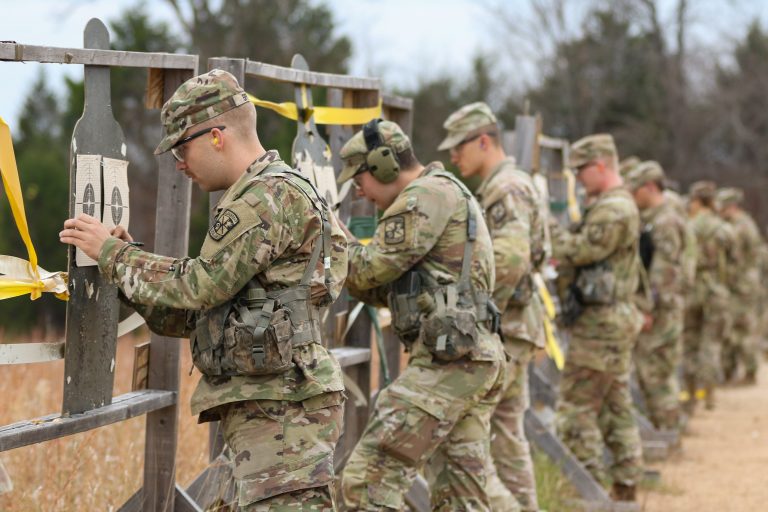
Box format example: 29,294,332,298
66,68,764,510
338,99,767,509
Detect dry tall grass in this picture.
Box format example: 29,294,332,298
0,331,210,511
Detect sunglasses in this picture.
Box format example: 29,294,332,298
450,131,497,154
170,125,226,162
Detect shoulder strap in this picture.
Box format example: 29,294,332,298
254,165,333,296
424,166,477,295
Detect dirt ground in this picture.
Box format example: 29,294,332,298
639,363,768,512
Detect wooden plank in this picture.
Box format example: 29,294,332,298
382,94,413,112
524,410,613,505
329,346,371,368
62,18,123,416
117,487,142,512
185,458,234,511
140,67,194,512
0,42,197,69
0,390,175,452
174,485,204,512
245,60,379,90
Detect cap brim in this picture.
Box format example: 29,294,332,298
437,131,467,151
154,132,181,155
337,162,359,185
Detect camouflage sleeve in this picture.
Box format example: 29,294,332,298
484,186,534,305
346,181,454,293
649,218,684,309
550,202,628,266
98,182,293,309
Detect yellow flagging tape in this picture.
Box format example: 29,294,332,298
563,169,582,224
247,93,382,125
0,116,68,301
534,273,564,370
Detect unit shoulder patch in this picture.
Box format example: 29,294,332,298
209,208,240,241
384,215,406,245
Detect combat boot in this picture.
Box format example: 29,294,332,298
611,483,637,502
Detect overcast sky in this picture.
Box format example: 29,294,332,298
0,0,766,129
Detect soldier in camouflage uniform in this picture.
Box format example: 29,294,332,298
626,162,688,430
717,187,762,384
60,70,348,511
550,134,644,501
683,181,733,412
438,102,544,512
336,119,508,511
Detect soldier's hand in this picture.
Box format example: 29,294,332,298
111,225,134,243
59,214,112,260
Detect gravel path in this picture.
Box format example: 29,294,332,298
639,364,768,512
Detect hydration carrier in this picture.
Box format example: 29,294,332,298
190,167,333,376
387,167,501,361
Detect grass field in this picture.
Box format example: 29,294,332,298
0,333,578,510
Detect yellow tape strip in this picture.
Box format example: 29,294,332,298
247,93,382,125
564,169,582,224
0,116,68,301
534,273,564,370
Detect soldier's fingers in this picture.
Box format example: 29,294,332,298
76,213,97,223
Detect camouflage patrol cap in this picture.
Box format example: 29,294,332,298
154,69,250,155
569,134,617,169
619,156,641,178
625,160,665,191
437,102,499,151
688,180,717,201
716,187,744,208
337,120,412,184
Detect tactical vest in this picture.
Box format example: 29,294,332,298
190,166,333,377
388,167,500,361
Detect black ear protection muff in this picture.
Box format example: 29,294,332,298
363,118,400,184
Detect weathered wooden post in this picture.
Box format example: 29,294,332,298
62,18,124,415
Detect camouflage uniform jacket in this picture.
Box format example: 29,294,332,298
725,210,762,297
640,200,687,313
346,162,501,361
551,187,643,352
475,157,546,347
98,150,347,420
689,209,733,296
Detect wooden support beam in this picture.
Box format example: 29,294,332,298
524,410,613,505
0,42,197,69
0,390,175,452
244,60,379,90
140,67,195,512
184,458,234,511
329,347,371,368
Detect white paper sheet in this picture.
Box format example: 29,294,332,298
75,154,102,267
102,157,130,232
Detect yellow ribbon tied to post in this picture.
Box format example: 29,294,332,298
534,273,564,370
247,92,383,125
0,116,68,301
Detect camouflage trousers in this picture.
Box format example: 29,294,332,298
341,343,506,511
634,305,683,430
721,297,759,381
556,353,643,486
683,292,729,392
486,338,538,512
218,392,344,510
